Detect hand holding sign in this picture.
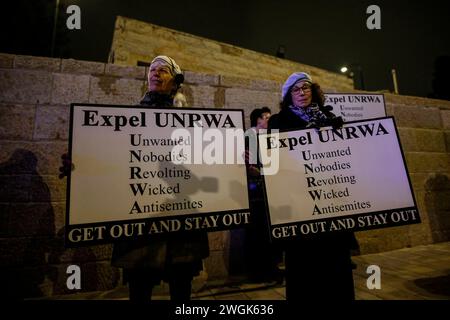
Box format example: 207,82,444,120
59,153,74,179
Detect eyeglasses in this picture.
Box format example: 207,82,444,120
291,84,312,95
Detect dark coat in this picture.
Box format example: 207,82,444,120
111,92,209,277
269,104,355,300
268,105,342,131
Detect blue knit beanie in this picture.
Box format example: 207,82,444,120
281,72,312,100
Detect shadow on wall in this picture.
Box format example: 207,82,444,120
414,269,450,298
0,149,101,299
425,173,450,243
0,149,55,299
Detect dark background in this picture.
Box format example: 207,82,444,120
1,0,449,99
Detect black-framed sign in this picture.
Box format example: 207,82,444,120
65,103,250,247
324,93,386,122
258,116,420,241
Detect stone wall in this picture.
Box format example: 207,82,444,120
1,53,450,298
109,16,354,92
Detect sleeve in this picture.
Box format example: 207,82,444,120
320,105,344,129
268,113,280,129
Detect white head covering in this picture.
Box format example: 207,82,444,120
150,55,182,76
281,72,313,100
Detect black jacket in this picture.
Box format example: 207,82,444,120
268,105,342,131
111,92,209,274
268,104,355,300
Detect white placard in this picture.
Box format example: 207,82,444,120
259,117,419,240
324,93,386,122
66,104,250,246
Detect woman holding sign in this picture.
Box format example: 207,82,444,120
110,55,209,302
60,56,209,302
268,72,355,301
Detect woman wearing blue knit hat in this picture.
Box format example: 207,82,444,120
269,72,355,301
269,72,343,130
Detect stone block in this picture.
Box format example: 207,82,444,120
398,128,446,152
249,79,282,92
15,55,61,72
208,230,229,251
385,103,395,116
204,250,229,280
385,92,450,109
220,75,280,92
61,59,105,75
184,71,219,86
393,105,442,129
445,130,450,152
188,85,218,108
357,226,411,254
442,109,450,129
225,88,280,111
33,105,70,140
220,75,251,89
89,76,145,105
323,87,338,94
397,128,416,152
0,103,35,140
0,69,52,104
414,129,446,152
105,63,146,79
0,53,15,68
405,152,450,173
214,87,226,108
51,73,90,105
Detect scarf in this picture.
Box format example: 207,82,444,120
140,92,174,108
289,103,328,124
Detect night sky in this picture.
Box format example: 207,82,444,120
2,0,449,99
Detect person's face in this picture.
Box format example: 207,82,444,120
256,112,271,129
290,81,312,108
148,62,176,94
